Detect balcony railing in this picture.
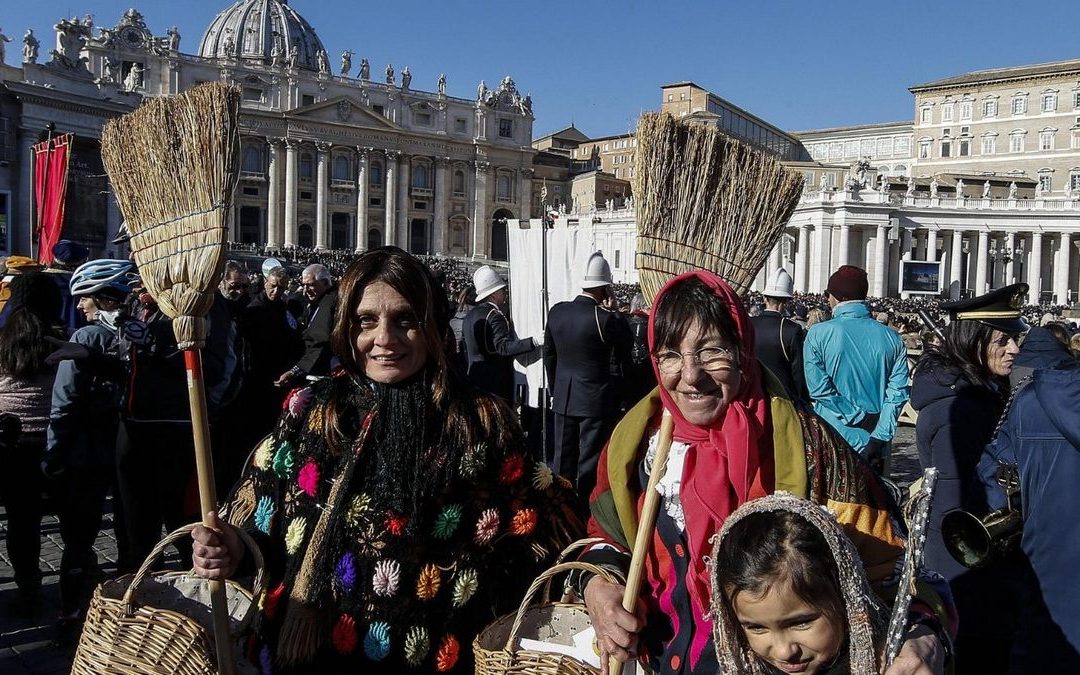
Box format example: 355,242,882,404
239,171,265,181
410,185,433,198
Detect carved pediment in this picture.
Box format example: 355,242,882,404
289,96,398,129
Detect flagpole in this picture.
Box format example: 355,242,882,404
33,122,56,261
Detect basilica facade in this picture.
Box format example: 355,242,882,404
0,2,537,260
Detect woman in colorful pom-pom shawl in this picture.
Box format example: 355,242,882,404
578,271,955,675
193,247,581,674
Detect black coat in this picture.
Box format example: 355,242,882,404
463,301,534,402
239,292,304,389
543,295,632,418
295,288,338,376
751,310,808,401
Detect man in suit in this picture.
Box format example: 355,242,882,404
751,268,808,401
544,252,632,504
276,263,337,388
463,265,537,403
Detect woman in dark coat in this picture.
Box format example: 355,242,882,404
911,282,1030,673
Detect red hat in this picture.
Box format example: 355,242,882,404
827,265,869,301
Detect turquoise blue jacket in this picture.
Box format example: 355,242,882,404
802,301,909,452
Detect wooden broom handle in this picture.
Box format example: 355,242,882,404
610,410,675,675
185,350,235,675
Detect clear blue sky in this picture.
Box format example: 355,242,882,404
6,1,1080,139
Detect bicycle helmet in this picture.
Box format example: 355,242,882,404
70,259,139,298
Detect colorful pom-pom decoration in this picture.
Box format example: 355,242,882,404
287,387,313,417
332,614,358,654
532,462,554,490
510,508,538,536
498,453,526,485
306,403,326,433
345,493,371,527
404,626,430,667
416,563,441,600
385,512,408,536
254,496,275,534
372,558,401,597
297,461,320,497
452,569,478,608
285,517,307,554
459,443,486,477
474,508,500,545
336,552,357,592
435,634,460,672
432,505,462,540
253,436,274,470
364,621,392,661
271,441,295,480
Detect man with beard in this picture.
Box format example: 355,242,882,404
219,261,252,317
276,263,337,389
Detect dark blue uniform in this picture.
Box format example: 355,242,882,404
543,294,632,501
750,310,808,401
463,301,534,403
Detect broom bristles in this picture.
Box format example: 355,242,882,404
632,112,805,303
101,83,241,349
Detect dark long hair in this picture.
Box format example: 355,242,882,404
714,509,847,636
915,319,1002,391
325,246,516,453
652,278,742,365
0,307,54,378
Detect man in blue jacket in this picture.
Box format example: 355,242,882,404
803,265,909,472
978,364,1080,670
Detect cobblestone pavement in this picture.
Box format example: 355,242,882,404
0,425,924,674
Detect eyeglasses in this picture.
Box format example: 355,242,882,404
654,346,737,374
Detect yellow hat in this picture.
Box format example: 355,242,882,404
4,256,43,273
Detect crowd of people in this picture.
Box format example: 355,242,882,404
1,238,1078,673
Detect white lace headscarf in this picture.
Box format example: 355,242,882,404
709,492,887,675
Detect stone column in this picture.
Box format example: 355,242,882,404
837,222,850,268
15,130,34,255
950,230,964,299
266,138,283,249
899,228,914,298
283,139,299,248
926,228,938,261
355,147,370,252
795,224,809,293
1004,232,1016,285
770,241,783,273
975,229,989,295
397,154,411,250
873,224,889,297
433,157,450,255
314,142,330,250
1028,231,1043,297
518,168,534,220
384,150,398,248
1053,232,1071,304
811,224,832,293
472,161,490,258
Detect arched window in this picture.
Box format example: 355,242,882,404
496,173,512,201
453,170,465,195
300,153,314,179
412,163,430,188
298,224,314,248
367,227,383,249
333,155,351,181
242,146,262,173
369,161,383,187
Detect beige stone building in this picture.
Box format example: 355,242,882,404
1,2,538,261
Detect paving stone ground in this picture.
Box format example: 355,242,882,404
0,425,924,674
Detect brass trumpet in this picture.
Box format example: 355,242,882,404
942,465,1022,569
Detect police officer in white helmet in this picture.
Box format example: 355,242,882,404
462,265,538,403
543,252,633,508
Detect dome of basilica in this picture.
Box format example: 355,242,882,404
198,0,327,71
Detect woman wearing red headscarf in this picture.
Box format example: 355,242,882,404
579,271,953,675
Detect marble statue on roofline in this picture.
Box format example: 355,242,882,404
359,58,370,80
401,66,411,90
385,63,394,84
340,50,351,76
1008,181,1017,199
983,180,992,198
438,73,446,96
22,29,39,64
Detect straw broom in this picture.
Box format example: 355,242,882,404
100,82,241,675
609,112,804,675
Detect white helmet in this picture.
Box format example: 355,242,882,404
582,252,612,289
473,265,507,301
764,268,794,299
70,259,139,298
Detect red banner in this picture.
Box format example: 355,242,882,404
32,133,73,265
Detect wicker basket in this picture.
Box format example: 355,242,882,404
71,523,265,675
474,538,618,675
